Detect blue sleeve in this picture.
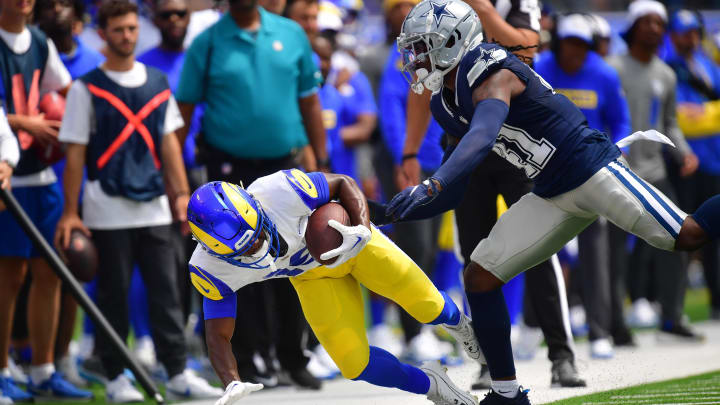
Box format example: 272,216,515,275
378,57,408,164
349,72,377,114
601,69,631,143
433,99,508,187
203,295,237,320
306,172,330,204
282,169,330,210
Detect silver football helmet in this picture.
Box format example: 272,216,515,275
397,0,482,94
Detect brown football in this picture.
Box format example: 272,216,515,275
305,202,351,266
63,229,98,283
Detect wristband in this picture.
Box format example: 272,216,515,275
401,153,418,162
317,157,331,168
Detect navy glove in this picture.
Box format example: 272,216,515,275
387,177,446,221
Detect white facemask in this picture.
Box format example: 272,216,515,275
413,68,444,95
239,239,277,271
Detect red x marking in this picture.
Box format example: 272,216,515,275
86,83,171,170
11,70,40,150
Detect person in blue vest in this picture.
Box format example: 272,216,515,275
664,9,720,321
54,1,222,402
136,0,207,374
0,0,94,401
534,13,633,360
33,0,106,388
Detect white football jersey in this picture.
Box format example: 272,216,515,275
189,170,329,297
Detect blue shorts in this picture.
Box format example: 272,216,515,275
0,183,63,258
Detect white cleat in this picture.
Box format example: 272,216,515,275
590,338,614,359
7,358,28,386
56,355,88,387
0,394,11,405
513,322,543,361
106,375,144,403
132,336,157,370
166,369,223,400
627,298,658,328
443,314,486,364
405,328,453,363
368,324,405,358
421,361,478,405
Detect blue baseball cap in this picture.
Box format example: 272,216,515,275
670,10,701,33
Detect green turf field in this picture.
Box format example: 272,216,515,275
546,370,720,405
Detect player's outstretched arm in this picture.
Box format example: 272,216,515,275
206,317,242,387
387,69,524,221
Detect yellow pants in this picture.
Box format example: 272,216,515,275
290,226,445,379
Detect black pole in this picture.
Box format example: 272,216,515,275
0,188,164,404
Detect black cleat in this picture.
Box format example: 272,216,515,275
657,323,705,343
479,388,531,404
288,368,322,390
551,359,586,388
471,365,492,390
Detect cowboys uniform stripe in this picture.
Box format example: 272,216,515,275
607,162,681,237
617,161,685,226
551,254,576,353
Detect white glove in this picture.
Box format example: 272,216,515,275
214,381,263,405
319,220,372,268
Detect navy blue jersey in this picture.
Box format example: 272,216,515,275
430,43,621,197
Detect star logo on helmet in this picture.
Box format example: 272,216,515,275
422,1,456,28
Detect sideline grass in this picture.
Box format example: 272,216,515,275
546,370,720,405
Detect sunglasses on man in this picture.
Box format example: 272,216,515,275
157,9,188,20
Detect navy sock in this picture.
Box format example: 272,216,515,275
428,291,461,326
466,288,516,379
693,195,720,239
353,346,430,394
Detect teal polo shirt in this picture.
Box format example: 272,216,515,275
177,8,321,158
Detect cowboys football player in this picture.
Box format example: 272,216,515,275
187,170,484,405
386,0,720,403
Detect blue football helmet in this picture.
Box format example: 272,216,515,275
187,181,280,269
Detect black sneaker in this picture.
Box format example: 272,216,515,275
288,368,322,390
479,387,531,404
658,323,705,343
471,365,491,390
550,359,586,387
238,370,279,389
612,328,636,348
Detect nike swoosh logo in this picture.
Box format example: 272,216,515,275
350,236,362,250
498,390,513,394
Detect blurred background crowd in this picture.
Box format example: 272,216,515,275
0,0,719,402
